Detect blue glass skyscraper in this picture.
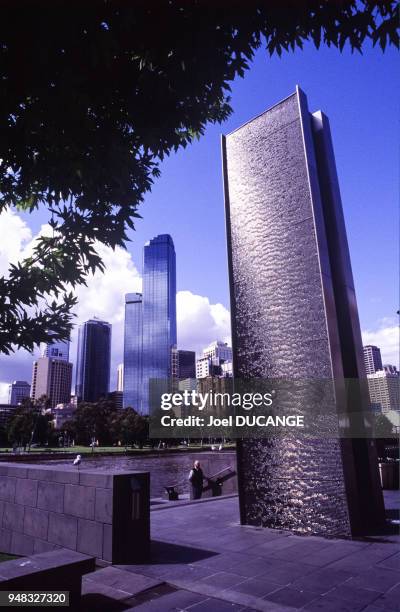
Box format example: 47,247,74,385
75,318,111,403
123,293,143,410
142,234,177,413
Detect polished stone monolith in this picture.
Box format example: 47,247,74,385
222,87,384,537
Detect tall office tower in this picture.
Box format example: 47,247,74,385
363,345,383,374
123,293,143,410
8,381,31,405
222,86,384,537
142,235,177,413
75,319,111,403
117,363,124,392
44,339,70,362
31,357,72,408
171,348,196,379
367,370,400,412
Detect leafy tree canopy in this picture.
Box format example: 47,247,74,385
63,399,118,446
0,1,398,353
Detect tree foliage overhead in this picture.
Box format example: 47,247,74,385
0,1,398,353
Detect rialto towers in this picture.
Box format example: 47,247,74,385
123,235,177,413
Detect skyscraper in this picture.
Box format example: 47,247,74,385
142,235,177,413
171,348,196,380
75,319,111,403
222,86,383,536
367,370,400,412
44,339,70,362
363,345,383,375
123,293,142,410
31,358,72,408
8,381,31,405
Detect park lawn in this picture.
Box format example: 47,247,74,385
0,443,236,455
0,553,19,562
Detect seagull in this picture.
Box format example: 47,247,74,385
73,454,82,469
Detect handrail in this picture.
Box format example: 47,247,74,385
166,465,235,491
207,465,235,481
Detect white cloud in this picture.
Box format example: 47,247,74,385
0,210,232,394
362,319,399,367
177,290,231,356
0,382,9,404
0,208,32,276
70,242,142,390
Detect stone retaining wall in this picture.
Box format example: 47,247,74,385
0,463,149,564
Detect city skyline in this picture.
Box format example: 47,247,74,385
0,42,398,399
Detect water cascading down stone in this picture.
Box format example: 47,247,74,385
222,87,384,537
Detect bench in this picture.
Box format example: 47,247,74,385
0,549,95,610
164,485,179,501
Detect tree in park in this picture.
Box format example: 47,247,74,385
110,408,149,448
0,1,398,353
63,399,118,446
6,394,53,449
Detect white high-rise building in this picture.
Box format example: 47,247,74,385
196,357,212,379
367,370,400,413
31,357,72,408
363,345,383,375
203,341,232,363
196,340,233,379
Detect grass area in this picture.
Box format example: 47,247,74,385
0,553,19,562
0,443,236,456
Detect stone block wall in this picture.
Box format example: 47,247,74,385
0,463,149,563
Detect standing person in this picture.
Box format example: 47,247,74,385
189,460,204,500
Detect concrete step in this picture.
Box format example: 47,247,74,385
83,566,163,597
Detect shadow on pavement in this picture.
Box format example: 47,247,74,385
149,540,218,564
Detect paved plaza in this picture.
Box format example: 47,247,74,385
81,491,400,611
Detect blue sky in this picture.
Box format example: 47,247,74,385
0,40,398,397
132,41,398,329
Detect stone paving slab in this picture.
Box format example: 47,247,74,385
146,496,400,610
304,595,367,611
80,494,400,611
123,588,209,611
